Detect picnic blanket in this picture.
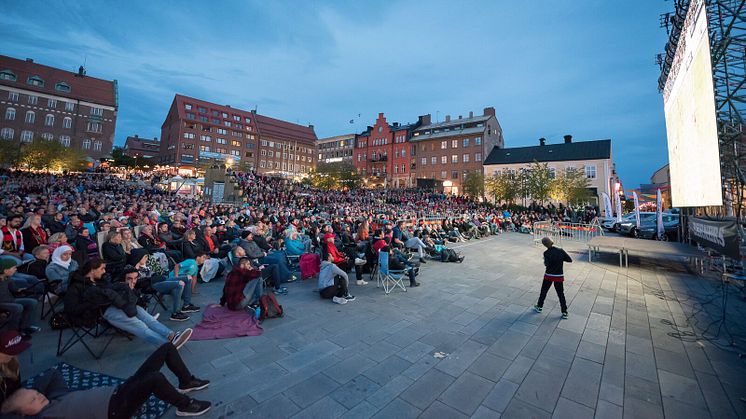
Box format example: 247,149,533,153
191,303,263,340
24,362,168,419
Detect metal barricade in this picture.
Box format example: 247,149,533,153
533,219,604,245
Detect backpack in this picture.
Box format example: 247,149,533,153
299,253,320,280
440,248,460,263
259,293,283,321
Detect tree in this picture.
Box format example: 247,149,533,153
111,146,136,168
525,162,552,203
0,145,21,168
550,168,592,205
462,171,485,198
485,171,518,204
311,162,361,190
18,138,87,171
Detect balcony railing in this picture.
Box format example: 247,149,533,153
370,155,388,162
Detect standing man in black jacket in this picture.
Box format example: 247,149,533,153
533,237,571,319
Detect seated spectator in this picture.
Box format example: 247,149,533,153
120,227,143,255
285,231,306,256
63,215,84,243
0,335,212,417
158,222,182,247
46,232,68,253
171,251,207,295
0,259,40,338
20,214,47,252
318,253,354,305
45,212,67,235
181,229,205,260
102,230,127,277
220,257,263,311
139,224,182,264
1,215,32,265
45,245,79,293
13,245,50,293
404,232,429,264
129,249,198,322
73,227,99,265
381,245,420,287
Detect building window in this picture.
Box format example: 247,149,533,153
47,99,57,108
401,164,405,173
475,152,482,162
25,111,35,123
451,154,458,163
268,151,274,157
4,108,15,120
216,138,226,144
463,153,469,163
463,138,469,147
90,107,103,116
585,165,597,179
452,139,458,148
55,83,70,93
62,117,72,129
394,165,398,174
0,128,14,140
431,157,437,165
199,116,208,123
452,171,459,179
181,154,194,162
82,139,91,149
183,132,195,139
421,157,427,166
182,143,194,150
86,122,102,132
186,113,195,120
65,102,74,112
93,141,102,151
475,137,482,145
197,107,207,114
44,114,54,126
0,70,16,81
8,92,18,102
41,132,53,141
441,141,447,149
27,75,44,87
231,140,241,147
260,160,266,168
184,104,192,110
199,145,210,152
441,156,447,164
245,117,251,124
28,95,37,105
200,135,211,142
548,167,556,179
441,171,447,179
21,130,33,142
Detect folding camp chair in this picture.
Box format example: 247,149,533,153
57,310,132,359
376,251,407,295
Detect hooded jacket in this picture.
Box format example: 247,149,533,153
63,272,126,326
318,260,347,290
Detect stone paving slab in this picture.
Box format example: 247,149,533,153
17,233,746,418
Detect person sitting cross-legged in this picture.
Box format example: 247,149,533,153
0,338,212,417
318,252,354,305
220,257,263,311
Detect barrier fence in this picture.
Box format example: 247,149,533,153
533,220,604,245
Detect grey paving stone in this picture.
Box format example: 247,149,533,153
624,375,661,406
552,397,595,419
292,396,348,419
487,330,533,360
502,355,535,384
438,371,494,415
366,375,414,408
329,375,381,409
285,373,341,408
515,361,568,412
277,340,342,372
399,340,435,363
576,340,606,364
560,357,602,408
365,340,403,362
467,352,512,382
694,371,738,419
435,339,487,377
502,398,552,419
419,400,469,419
625,351,658,383
340,401,379,419
324,354,378,384
482,378,519,413
370,398,421,419
662,396,712,419
399,369,455,410
595,400,622,419
402,354,439,380
244,393,302,418
653,347,694,378
657,369,707,410
471,405,502,419
362,355,412,386
622,398,663,419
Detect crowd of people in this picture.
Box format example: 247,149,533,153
0,168,595,417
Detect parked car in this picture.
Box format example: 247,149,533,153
610,213,636,232
617,212,656,236
600,217,618,230
638,213,680,240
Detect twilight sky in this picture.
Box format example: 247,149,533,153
1,0,672,187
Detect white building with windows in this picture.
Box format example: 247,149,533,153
483,136,617,215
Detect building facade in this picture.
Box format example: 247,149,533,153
159,94,316,177
410,107,503,194
123,135,160,160
353,113,418,188
483,136,617,215
0,55,118,160
317,134,355,165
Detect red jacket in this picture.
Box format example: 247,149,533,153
220,267,261,310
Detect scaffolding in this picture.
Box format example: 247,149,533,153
658,0,746,219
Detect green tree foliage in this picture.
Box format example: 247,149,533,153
308,162,361,190
549,168,592,205
17,138,87,171
462,171,485,197
525,162,552,203
485,171,519,204
0,145,21,168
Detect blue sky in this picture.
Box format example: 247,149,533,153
1,0,671,187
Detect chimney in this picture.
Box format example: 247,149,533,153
539,138,546,146
77,65,86,76
378,112,384,118
393,122,399,128
134,134,139,138
154,137,158,140
563,134,572,144
458,115,462,119
445,115,451,122
469,111,473,118
26,58,33,63
308,124,315,131
418,114,431,126
483,107,496,117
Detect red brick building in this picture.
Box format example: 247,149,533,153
123,135,160,160
159,94,316,176
353,113,419,188
0,55,118,160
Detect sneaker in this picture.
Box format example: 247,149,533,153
344,294,356,301
533,305,543,313
409,282,421,287
561,312,569,319
170,312,190,322
273,287,288,295
286,275,298,283
356,279,368,286
332,296,348,305
23,325,42,334
176,399,211,416
354,257,366,266
181,304,201,313
171,328,193,350
153,312,161,320
178,377,211,394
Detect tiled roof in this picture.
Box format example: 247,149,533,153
410,126,485,142
0,55,116,107
254,114,317,145
484,139,612,165
415,115,491,131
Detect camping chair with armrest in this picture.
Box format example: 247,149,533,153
376,251,407,295
57,308,133,360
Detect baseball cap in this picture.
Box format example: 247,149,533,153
0,331,30,355
0,259,17,272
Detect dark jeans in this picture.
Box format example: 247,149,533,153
261,264,281,288
108,343,193,418
320,276,348,299
536,280,567,312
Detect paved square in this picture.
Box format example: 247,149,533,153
20,233,746,418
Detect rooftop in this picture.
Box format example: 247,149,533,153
484,139,611,165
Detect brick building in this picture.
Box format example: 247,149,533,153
353,113,419,188
0,55,118,160
317,134,355,165
410,108,502,194
123,135,160,160
159,94,316,177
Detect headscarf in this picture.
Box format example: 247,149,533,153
51,245,73,269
